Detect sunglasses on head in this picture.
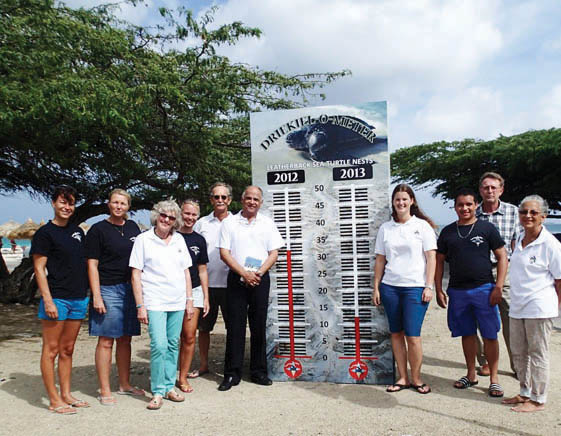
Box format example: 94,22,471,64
212,195,229,200
518,209,540,217
159,212,177,221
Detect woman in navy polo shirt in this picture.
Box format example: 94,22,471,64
31,185,89,414
372,184,437,394
177,200,210,393
86,189,144,405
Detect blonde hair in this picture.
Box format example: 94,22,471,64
150,199,182,230
181,199,200,215
108,188,131,220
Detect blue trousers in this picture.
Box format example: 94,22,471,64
147,310,184,396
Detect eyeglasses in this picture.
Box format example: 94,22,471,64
212,195,229,200
518,209,541,217
159,212,177,221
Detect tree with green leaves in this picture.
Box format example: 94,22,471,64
0,0,348,222
391,128,561,212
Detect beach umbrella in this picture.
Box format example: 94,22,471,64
0,220,20,238
7,218,43,240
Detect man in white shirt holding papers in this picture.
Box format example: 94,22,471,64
217,186,284,391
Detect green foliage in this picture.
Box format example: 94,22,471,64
391,128,561,211
0,0,348,222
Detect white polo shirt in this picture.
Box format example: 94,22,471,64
218,211,284,269
509,228,561,319
194,212,232,288
375,216,437,287
129,228,192,311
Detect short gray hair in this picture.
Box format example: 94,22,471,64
209,182,232,197
519,195,548,216
241,185,263,200
150,199,182,230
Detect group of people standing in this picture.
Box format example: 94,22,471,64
31,171,560,415
32,182,282,413
373,172,561,413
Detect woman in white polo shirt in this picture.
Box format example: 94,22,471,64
372,184,437,394
129,200,194,410
502,195,561,413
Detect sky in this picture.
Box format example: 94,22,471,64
2,0,561,226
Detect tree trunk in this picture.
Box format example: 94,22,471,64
0,258,37,304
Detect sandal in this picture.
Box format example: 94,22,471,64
187,369,209,378
386,383,410,392
489,383,504,398
69,399,90,408
146,395,163,410
117,386,145,396
97,395,116,406
411,383,431,394
176,380,194,393
454,376,478,389
49,405,77,415
164,390,185,402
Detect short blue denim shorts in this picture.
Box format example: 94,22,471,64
379,283,429,337
447,283,500,339
38,297,89,321
89,283,140,338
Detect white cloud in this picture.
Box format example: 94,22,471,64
412,87,505,142
537,84,561,128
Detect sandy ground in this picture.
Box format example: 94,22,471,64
1,299,561,436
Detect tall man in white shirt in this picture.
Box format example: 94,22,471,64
191,182,233,377
475,172,520,377
217,186,284,391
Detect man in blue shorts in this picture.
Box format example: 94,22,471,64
435,188,508,398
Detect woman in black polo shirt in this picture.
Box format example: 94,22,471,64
31,185,89,415
85,189,143,405
177,200,209,393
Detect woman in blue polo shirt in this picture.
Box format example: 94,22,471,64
31,185,89,414
86,189,144,405
372,184,437,394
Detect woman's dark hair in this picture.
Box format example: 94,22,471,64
391,183,436,229
51,185,77,203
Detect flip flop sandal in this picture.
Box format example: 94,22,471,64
412,383,431,394
187,369,210,379
176,382,194,393
386,383,410,392
146,396,163,410
164,390,185,402
488,383,504,397
50,405,77,415
97,395,117,406
117,387,145,396
69,399,90,408
454,376,478,389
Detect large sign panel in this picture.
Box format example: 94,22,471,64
251,102,392,384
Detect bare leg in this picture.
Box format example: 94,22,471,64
511,400,545,412
387,331,409,391
502,394,529,405
198,331,210,373
58,320,84,405
483,338,500,384
116,336,133,391
454,335,478,387
406,336,426,388
40,320,66,409
178,308,201,390
95,336,115,398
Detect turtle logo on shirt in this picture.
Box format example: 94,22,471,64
71,232,82,242
529,256,536,264
470,236,484,246
414,230,420,236
129,236,136,243
190,246,200,255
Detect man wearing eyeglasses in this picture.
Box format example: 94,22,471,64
217,185,284,391
190,182,233,377
475,172,521,378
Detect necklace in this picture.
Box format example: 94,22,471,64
456,221,476,239
107,219,125,237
